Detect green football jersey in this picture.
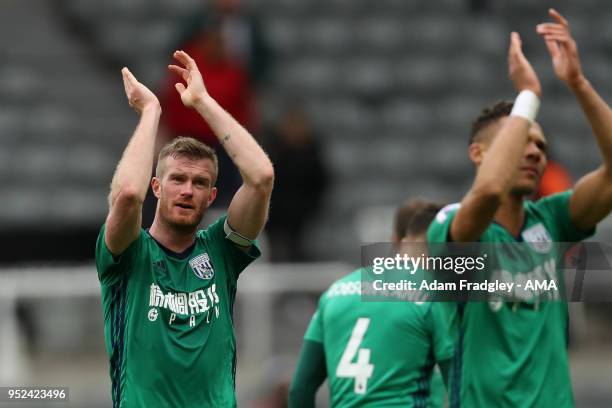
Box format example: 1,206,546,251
305,268,454,408
95,215,260,408
427,191,592,408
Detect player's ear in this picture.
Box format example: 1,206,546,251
468,143,484,166
206,187,217,208
152,177,162,198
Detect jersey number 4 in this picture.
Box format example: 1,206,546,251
336,317,374,395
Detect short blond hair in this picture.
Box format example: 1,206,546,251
156,137,219,184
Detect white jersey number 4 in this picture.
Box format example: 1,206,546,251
336,317,374,395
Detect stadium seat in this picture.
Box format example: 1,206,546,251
0,66,42,104
63,144,116,185
278,58,340,96
49,187,108,224
393,56,449,95
308,98,377,135
354,17,406,54
380,98,434,133
0,108,25,143
341,57,393,96
304,17,353,55
266,18,303,56
0,188,49,225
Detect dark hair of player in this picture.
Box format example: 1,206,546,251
394,198,443,239
469,100,514,145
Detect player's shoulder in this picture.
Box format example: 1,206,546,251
197,214,228,240
323,268,364,300
140,228,153,240
138,229,174,258
427,202,461,243
433,202,461,225
524,190,574,228
527,190,573,211
330,268,363,287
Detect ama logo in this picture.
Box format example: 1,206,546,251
189,253,215,280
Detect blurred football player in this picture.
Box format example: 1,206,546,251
428,9,612,407
289,198,454,407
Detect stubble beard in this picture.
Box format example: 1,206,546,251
158,200,206,233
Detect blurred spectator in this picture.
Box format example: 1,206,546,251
158,21,255,209
175,0,272,84
536,159,573,199
265,107,329,262
157,0,273,212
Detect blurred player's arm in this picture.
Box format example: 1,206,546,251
288,340,327,408
538,9,612,231
105,69,161,256
451,33,541,242
169,50,273,242
429,302,457,398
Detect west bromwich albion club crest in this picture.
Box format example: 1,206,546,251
189,253,215,280
521,223,553,254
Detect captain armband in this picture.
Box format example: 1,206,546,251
224,219,254,247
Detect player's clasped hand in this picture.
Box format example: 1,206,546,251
121,67,160,114
168,50,209,109
536,8,585,89
507,31,541,97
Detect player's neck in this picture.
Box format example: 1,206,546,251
493,194,526,237
149,216,197,253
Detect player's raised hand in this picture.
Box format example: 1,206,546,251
121,67,159,114
536,9,585,89
169,50,209,109
508,32,542,97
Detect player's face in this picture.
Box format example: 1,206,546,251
475,117,548,197
153,156,217,229
512,121,548,196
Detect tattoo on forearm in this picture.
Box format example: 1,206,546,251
221,134,231,145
